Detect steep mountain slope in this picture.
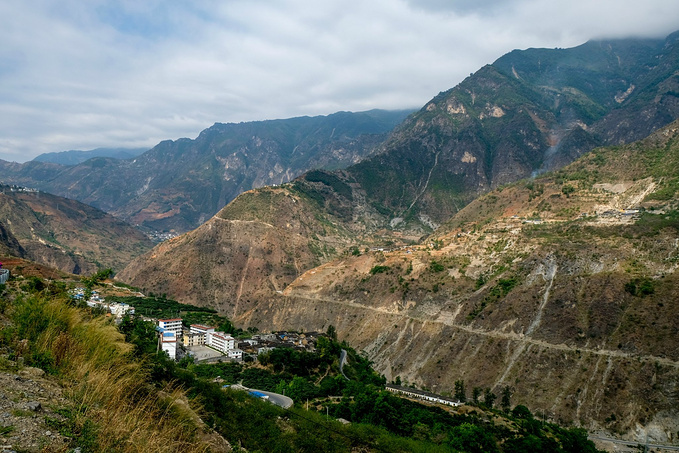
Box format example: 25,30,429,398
232,121,679,441
0,109,411,233
0,185,153,273
339,32,679,232
117,175,400,312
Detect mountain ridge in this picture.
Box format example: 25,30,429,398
0,109,413,233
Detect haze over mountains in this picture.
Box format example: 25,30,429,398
33,147,149,166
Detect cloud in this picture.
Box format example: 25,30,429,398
0,0,678,161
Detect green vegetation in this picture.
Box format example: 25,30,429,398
369,265,391,275
624,278,655,297
305,170,353,201
430,261,446,273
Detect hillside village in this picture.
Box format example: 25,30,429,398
70,285,321,364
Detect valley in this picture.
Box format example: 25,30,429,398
1,29,679,450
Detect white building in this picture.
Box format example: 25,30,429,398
161,331,177,360
227,348,243,361
190,324,215,335
189,324,215,344
108,302,135,317
158,318,183,336
207,331,236,354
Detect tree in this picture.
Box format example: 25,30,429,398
449,423,499,453
484,388,496,409
561,184,575,198
454,380,466,403
501,386,513,413
512,404,533,420
326,324,337,341
472,387,482,405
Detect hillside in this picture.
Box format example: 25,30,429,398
0,185,153,274
117,179,393,313
336,32,679,233
0,109,411,233
120,120,679,444
230,120,679,442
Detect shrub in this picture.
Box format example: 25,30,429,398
369,265,390,275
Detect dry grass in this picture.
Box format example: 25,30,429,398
12,295,219,452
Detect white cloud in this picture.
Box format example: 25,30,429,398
0,0,678,161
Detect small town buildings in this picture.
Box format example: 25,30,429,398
183,332,204,347
190,324,215,337
108,302,134,317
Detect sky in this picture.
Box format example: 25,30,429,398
1,1,678,162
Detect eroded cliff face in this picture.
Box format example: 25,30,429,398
237,232,679,442
231,126,679,441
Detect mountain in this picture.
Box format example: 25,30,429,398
119,120,679,441
0,109,412,233
33,147,149,165
0,185,153,274
243,121,679,438
336,32,679,233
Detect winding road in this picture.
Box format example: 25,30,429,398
247,388,293,409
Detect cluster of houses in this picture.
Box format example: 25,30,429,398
147,230,179,243
157,319,243,361
156,318,322,363
69,288,136,318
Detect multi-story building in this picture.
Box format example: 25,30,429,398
161,331,177,360
183,332,204,347
207,331,236,353
189,324,215,343
227,348,243,361
158,318,183,336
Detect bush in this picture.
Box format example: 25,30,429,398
624,278,655,296
429,261,445,272
369,265,390,275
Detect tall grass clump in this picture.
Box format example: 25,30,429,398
5,293,218,453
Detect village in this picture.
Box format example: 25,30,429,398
69,286,322,364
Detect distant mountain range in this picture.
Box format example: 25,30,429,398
33,147,149,165
0,109,413,232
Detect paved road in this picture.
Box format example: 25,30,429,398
248,388,293,409
589,435,679,451
339,349,349,380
